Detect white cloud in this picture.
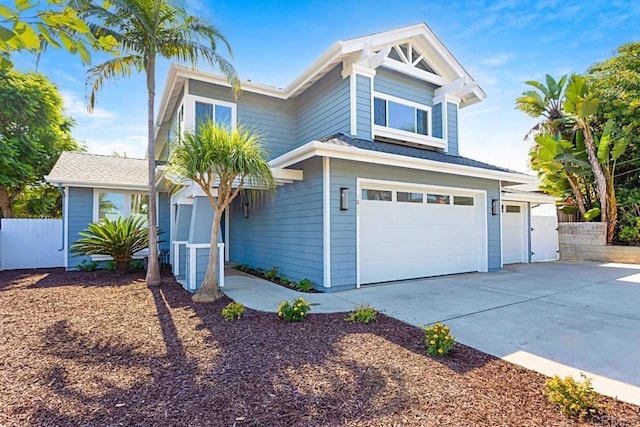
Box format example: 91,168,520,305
80,138,146,159
60,90,116,121
480,53,513,67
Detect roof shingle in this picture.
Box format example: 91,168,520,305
46,152,148,188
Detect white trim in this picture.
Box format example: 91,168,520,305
502,192,557,204
189,246,196,290
373,90,431,112
186,243,211,249
499,181,504,268
381,57,445,86
356,178,489,286
63,186,69,269
269,140,538,185
323,157,331,288
350,72,357,135
187,94,237,131
224,206,230,262
373,125,445,149
46,179,146,191
218,242,225,288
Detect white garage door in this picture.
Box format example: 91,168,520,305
501,202,528,264
359,185,483,284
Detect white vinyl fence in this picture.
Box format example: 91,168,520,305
0,219,64,270
531,215,560,262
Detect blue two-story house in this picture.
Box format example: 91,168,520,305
47,23,548,292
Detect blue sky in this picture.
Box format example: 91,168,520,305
10,0,640,172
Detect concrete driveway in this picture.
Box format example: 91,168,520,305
224,261,640,404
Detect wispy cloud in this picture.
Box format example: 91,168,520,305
480,53,513,67
61,90,116,121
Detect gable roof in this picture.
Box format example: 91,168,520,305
157,23,484,133
45,152,147,190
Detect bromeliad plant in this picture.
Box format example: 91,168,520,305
423,323,455,356
221,302,245,322
345,304,378,323
71,216,160,273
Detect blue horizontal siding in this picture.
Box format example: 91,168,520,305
432,102,443,139
295,66,350,145
188,80,296,160
374,67,435,106
67,187,93,269
229,158,323,287
355,74,372,140
330,159,502,286
447,101,459,156
158,192,170,251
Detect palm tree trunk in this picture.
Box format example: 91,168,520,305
145,54,161,287
566,173,587,217
192,208,225,302
582,127,609,228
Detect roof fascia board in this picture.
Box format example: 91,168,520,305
44,178,147,191
270,141,538,185
502,192,556,204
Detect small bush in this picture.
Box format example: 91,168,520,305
129,259,145,270
345,304,378,323
77,260,98,271
221,302,245,322
236,264,251,273
265,266,278,281
280,276,290,285
105,260,117,271
544,374,599,418
277,297,311,322
423,323,455,356
296,278,313,292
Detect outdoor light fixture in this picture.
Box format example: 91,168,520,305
243,202,249,218
491,199,499,216
340,188,348,210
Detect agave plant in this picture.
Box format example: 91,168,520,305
71,216,160,273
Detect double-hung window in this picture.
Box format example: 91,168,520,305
373,92,441,148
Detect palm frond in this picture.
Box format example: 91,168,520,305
86,55,143,111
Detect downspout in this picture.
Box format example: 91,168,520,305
57,184,65,251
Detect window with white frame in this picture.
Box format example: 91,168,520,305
95,190,149,225
195,100,235,130
374,94,430,136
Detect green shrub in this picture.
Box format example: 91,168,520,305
264,266,278,281
236,264,251,272
277,297,311,322
129,259,145,270
544,374,599,418
279,276,290,285
71,216,161,273
77,260,98,271
221,302,245,322
296,278,313,292
345,304,378,323
616,187,640,245
423,323,455,356
105,259,117,271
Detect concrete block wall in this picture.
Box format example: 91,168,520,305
559,222,640,263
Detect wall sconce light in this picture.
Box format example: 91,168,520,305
340,188,348,210
491,199,499,216
243,202,249,218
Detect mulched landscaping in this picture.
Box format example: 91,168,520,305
234,265,321,292
0,269,638,426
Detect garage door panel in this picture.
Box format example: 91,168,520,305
360,188,481,284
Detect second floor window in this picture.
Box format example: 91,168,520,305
374,96,430,136
195,101,233,129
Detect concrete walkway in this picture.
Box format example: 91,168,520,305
223,262,640,405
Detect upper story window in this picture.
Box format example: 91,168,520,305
372,91,442,149
95,190,149,226
195,99,235,130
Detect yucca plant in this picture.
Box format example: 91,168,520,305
71,216,160,273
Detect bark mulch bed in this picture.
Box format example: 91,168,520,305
233,265,321,293
0,269,638,426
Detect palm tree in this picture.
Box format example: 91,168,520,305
168,121,275,302
85,0,239,286
516,74,591,217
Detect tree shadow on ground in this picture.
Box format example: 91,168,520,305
30,277,416,426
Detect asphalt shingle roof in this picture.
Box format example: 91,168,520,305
318,133,520,174
46,152,148,188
